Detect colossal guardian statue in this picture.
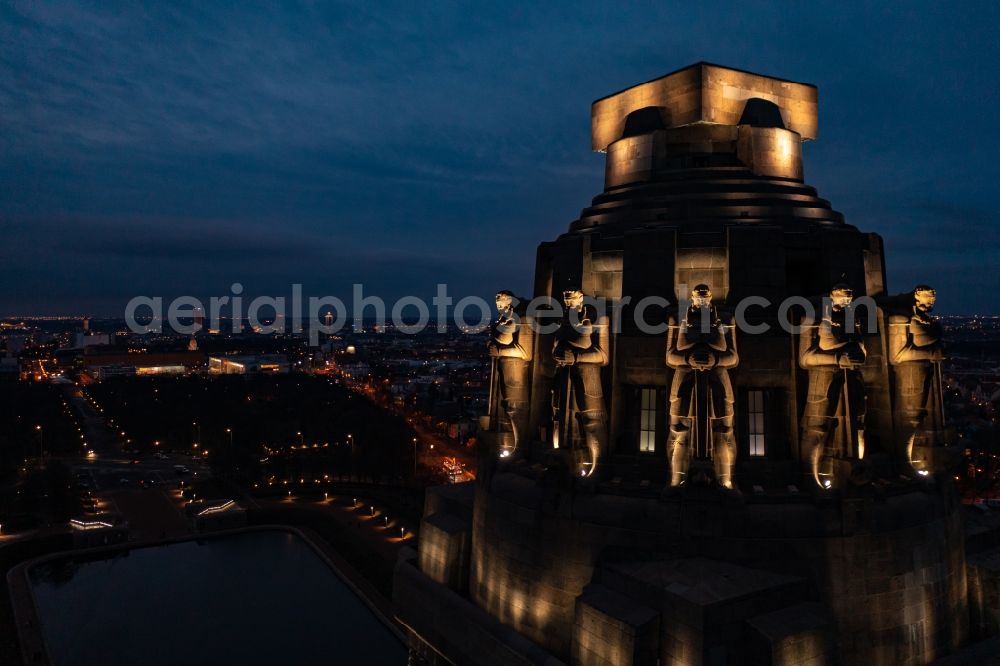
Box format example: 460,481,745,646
888,285,945,476
665,284,739,489
486,291,534,459
799,284,868,488
551,289,608,478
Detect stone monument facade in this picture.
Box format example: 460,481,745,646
396,63,969,666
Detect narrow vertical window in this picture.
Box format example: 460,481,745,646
747,389,766,456
640,388,656,453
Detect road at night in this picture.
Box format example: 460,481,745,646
343,377,476,483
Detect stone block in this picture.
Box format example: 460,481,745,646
968,548,1000,640
420,510,471,594
572,583,659,666
745,602,834,665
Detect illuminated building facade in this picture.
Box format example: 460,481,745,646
82,350,205,380
207,354,289,375
395,64,978,665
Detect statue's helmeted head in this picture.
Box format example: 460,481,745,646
691,284,712,309
914,285,936,314
562,289,584,310
495,290,515,312
830,283,854,311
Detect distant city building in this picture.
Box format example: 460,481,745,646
92,364,137,380
208,354,289,375
74,332,110,348
338,361,370,380
92,363,187,380
82,350,204,379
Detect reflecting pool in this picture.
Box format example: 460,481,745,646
28,529,406,665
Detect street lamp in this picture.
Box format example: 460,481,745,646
412,437,418,477
297,431,304,446
192,422,201,449
35,425,43,466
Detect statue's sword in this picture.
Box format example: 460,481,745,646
934,360,944,439
562,365,573,451
692,369,703,459
842,367,853,459
487,357,498,431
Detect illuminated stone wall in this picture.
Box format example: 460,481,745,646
464,476,966,664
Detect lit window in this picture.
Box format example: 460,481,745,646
640,388,656,453
747,389,766,456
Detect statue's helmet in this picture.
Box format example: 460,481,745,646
495,290,515,311
914,285,936,312
562,289,584,309
830,283,853,298
830,283,854,310
691,283,712,307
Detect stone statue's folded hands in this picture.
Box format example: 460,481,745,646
552,346,577,365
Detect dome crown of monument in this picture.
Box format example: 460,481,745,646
591,62,818,152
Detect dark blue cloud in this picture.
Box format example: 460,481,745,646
1,1,997,314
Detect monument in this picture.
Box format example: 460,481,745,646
396,63,972,665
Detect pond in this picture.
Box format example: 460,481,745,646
28,529,406,665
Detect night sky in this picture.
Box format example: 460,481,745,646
2,2,998,316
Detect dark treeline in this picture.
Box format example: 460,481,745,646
88,374,419,483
